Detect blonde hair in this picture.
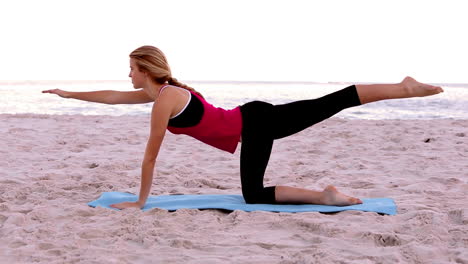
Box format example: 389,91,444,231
129,45,203,98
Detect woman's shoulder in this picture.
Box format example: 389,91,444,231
160,84,190,96
157,85,192,113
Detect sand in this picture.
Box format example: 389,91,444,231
0,114,467,263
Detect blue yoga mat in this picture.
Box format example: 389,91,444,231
88,192,397,215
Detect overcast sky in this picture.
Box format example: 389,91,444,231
1,0,467,83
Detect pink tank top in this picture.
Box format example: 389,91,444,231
164,87,243,154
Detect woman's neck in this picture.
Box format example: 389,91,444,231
143,82,166,100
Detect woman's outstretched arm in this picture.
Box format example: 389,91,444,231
110,93,173,209
42,89,154,104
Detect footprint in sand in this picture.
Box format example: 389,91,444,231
9,240,28,249
46,249,64,256
37,243,55,250
375,233,402,247
75,209,97,217
362,232,403,247
78,229,105,239
170,239,195,249
448,209,466,225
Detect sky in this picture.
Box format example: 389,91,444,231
0,0,467,83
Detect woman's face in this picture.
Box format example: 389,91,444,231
129,59,147,89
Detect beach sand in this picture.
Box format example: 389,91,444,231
0,114,467,263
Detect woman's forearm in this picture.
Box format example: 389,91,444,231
137,160,156,206
66,90,117,104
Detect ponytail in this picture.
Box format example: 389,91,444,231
168,77,204,99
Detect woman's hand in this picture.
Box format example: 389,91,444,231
110,201,143,210
42,89,71,98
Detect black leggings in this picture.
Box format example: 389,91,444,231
239,85,361,204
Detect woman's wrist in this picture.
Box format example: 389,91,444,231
136,200,146,208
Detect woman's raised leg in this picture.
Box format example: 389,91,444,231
270,76,443,140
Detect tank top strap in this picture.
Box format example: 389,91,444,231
159,84,192,97
159,84,170,93
156,84,171,100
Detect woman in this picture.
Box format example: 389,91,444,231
42,45,444,210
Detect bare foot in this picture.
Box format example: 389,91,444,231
321,185,363,206
401,76,444,98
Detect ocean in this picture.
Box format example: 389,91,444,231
1,80,467,119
